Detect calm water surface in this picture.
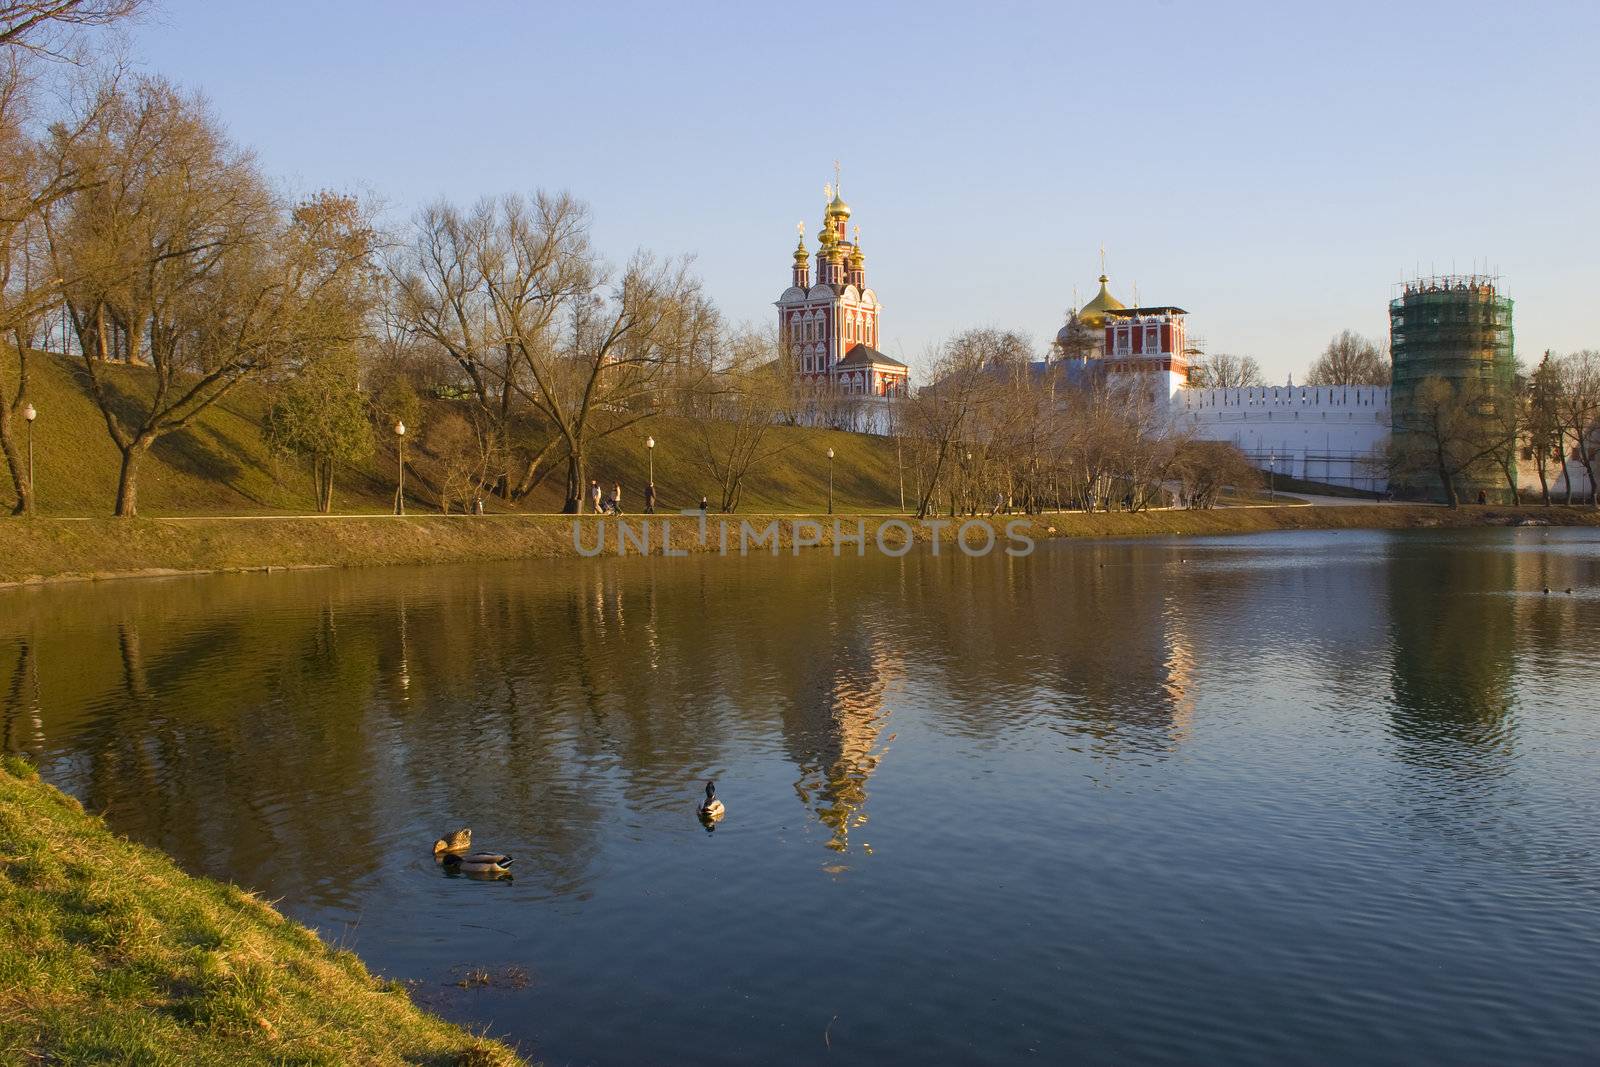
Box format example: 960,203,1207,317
4,529,1600,1065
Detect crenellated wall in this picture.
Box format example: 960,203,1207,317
1175,386,1392,491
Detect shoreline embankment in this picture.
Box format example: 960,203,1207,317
2,504,1597,589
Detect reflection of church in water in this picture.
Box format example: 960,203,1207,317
780,634,901,854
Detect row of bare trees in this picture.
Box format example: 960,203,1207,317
0,2,782,517
1388,351,1600,508
896,329,1258,520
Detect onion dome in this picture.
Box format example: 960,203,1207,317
1078,274,1125,329
827,192,851,218
793,233,809,264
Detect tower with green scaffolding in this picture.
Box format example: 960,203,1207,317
1388,274,1517,503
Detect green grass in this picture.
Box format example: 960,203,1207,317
2,347,909,517
0,756,524,1066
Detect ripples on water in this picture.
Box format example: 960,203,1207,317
4,528,1600,1065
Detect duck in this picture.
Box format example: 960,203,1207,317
698,781,725,821
433,827,473,857
440,850,514,878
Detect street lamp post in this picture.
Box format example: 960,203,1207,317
966,451,974,516
394,420,407,515
646,435,656,513
22,403,36,517
1268,453,1275,503
826,447,835,515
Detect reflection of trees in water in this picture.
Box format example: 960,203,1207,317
1386,544,1517,778
2,637,43,754
877,549,1203,759
2,534,1546,901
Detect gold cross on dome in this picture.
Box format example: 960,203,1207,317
833,159,842,194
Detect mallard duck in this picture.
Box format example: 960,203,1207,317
698,781,725,820
434,828,473,857
440,850,514,877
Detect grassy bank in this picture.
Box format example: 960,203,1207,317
0,756,522,1066
2,347,904,516
3,505,1598,587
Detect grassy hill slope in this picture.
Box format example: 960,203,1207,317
2,348,908,517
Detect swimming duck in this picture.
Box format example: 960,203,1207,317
433,828,473,857
698,781,725,821
440,850,514,877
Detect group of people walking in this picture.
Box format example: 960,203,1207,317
587,479,664,514
587,479,713,515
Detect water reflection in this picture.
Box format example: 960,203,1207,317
3,530,1599,1066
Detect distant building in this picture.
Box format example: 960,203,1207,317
1052,274,1191,402
1052,269,1392,492
1389,274,1517,503
776,179,909,401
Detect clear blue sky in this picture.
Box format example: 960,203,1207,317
129,0,1599,380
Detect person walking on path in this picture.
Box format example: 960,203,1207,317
612,483,623,514
699,495,709,514
589,480,602,514
644,482,656,514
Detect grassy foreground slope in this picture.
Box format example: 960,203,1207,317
0,756,522,1066
2,348,905,517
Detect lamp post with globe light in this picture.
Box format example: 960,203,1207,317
827,447,835,515
394,420,407,515
23,403,36,516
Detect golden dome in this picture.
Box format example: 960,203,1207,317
1078,274,1125,328
793,235,809,263
827,193,851,218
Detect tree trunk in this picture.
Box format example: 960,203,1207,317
316,457,334,514
0,412,27,516
563,448,584,514
115,441,149,518
1535,449,1550,506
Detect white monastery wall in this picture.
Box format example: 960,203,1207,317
1175,386,1391,492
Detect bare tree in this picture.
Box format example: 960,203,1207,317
50,77,373,515
904,329,1021,518
1553,350,1600,507
1388,377,1504,508
1526,351,1563,506
513,252,712,513
0,0,143,56
1305,330,1390,386
0,51,76,512
423,408,490,514
688,325,792,512
1171,439,1259,508
1189,352,1264,388
388,192,591,502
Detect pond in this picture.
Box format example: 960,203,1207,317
4,528,1599,1065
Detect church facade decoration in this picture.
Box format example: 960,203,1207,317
775,171,908,398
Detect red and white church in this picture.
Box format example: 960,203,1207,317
776,181,909,399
